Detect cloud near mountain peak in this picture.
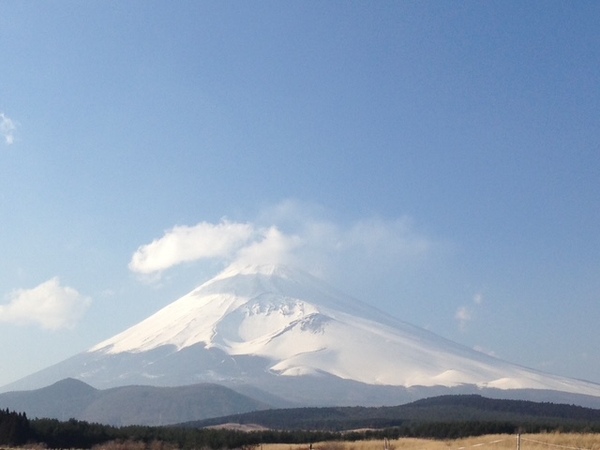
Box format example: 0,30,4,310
128,220,255,274
128,203,438,281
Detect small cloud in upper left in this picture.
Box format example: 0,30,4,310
0,112,17,145
0,278,92,330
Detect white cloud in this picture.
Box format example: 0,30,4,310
129,220,254,274
129,201,440,285
0,278,91,330
229,226,302,269
256,200,436,277
0,113,17,145
455,292,485,331
474,345,497,357
341,217,432,261
455,306,472,331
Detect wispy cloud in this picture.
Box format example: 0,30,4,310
128,200,438,284
474,345,497,357
0,113,17,145
455,292,485,331
455,306,472,330
230,226,302,269
0,278,91,330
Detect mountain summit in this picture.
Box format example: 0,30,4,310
4,264,600,407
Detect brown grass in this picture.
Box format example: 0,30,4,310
91,439,178,450
263,433,600,450
7,433,598,450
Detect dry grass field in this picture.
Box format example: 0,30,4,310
4,433,599,450
263,433,600,450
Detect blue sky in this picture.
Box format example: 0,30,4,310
1,1,599,388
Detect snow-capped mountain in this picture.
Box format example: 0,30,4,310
4,264,600,408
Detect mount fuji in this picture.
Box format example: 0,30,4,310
3,264,600,408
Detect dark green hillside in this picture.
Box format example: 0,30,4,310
3,395,600,449
181,394,600,431
186,405,403,431
407,394,600,421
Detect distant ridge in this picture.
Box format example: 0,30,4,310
0,378,98,420
0,379,271,426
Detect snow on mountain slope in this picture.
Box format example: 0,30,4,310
88,264,600,397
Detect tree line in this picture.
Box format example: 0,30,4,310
0,408,30,446
2,407,600,449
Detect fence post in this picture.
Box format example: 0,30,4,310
516,433,521,450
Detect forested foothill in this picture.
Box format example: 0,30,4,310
184,394,600,431
1,395,599,449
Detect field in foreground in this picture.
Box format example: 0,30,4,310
263,433,600,450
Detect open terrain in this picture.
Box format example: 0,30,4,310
264,434,600,450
